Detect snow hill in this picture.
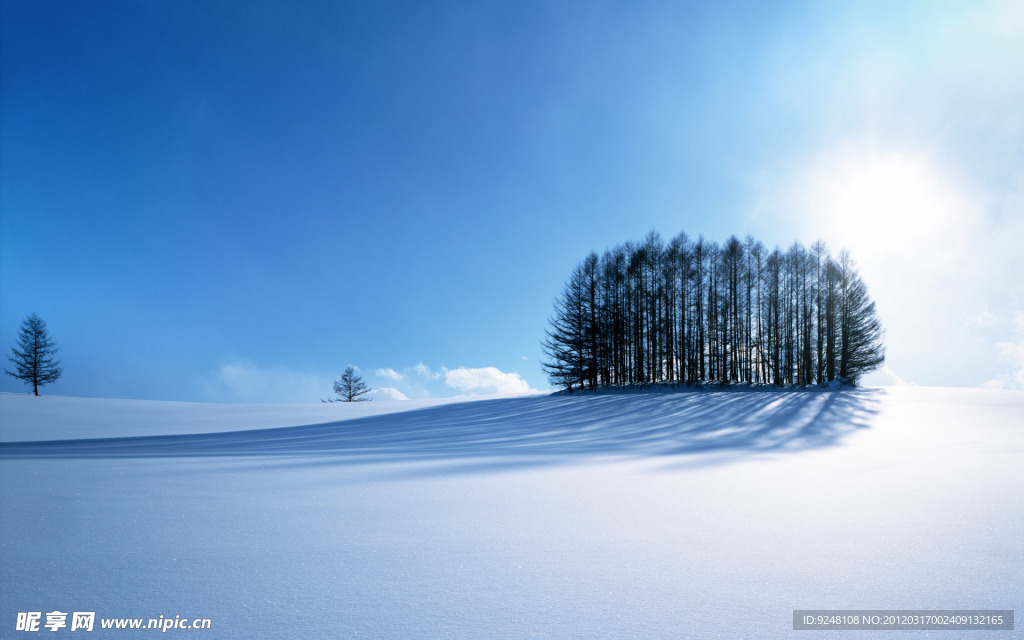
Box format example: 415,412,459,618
1,387,1022,639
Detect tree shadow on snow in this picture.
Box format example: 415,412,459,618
0,389,884,473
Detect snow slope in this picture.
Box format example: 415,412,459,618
0,392,522,441
1,387,1022,638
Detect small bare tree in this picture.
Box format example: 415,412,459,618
326,366,371,402
5,313,63,396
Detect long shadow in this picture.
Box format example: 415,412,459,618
0,389,883,469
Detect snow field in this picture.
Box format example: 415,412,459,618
1,387,1021,638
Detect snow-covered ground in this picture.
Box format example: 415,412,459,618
1,387,1021,638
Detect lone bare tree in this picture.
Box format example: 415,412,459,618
5,313,63,396
327,366,371,402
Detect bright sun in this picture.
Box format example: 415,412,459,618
798,148,970,262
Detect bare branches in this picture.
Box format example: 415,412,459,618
325,366,372,402
542,232,885,390
5,313,63,396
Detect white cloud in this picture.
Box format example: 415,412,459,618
201,361,535,403
369,387,410,401
412,362,441,379
444,366,532,395
201,359,331,404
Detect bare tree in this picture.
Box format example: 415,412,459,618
542,262,589,391
5,313,63,396
326,366,372,402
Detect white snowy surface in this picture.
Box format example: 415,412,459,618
0,392,530,441
1,387,1022,638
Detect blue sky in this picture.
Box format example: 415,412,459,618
2,0,1022,402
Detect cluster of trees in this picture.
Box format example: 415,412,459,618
542,231,884,391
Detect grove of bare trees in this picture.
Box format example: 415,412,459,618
542,231,884,391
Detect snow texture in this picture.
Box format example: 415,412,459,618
1,387,1022,638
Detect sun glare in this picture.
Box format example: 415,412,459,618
786,144,978,274
815,152,966,260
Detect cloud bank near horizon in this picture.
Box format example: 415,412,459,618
200,360,536,403
444,366,532,395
